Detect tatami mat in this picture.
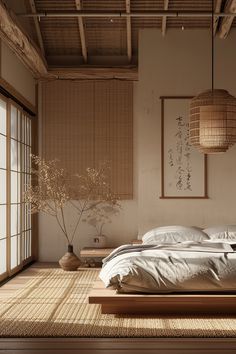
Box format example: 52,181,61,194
1,268,236,338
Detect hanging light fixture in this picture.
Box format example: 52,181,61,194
189,0,236,154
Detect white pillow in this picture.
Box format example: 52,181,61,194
142,225,209,245
203,225,236,240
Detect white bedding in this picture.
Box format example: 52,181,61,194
99,242,236,293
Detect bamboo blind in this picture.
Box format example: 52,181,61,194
41,80,133,199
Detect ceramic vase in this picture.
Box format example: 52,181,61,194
59,244,81,271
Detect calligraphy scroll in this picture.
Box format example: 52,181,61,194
160,96,208,199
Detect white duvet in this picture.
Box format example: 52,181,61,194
99,242,236,293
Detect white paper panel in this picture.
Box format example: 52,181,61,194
0,135,6,169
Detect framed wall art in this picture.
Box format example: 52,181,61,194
160,96,208,199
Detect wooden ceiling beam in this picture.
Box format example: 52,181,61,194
126,0,132,62
0,0,47,77
75,0,88,63
218,0,236,38
213,0,223,35
162,0,169,36
47,66,138,81
28,0,45,55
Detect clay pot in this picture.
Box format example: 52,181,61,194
59,244,81,271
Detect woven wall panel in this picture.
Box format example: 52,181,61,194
41,80,133,199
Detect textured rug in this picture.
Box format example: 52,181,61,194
1,268,236,338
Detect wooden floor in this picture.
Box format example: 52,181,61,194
1,262,236,354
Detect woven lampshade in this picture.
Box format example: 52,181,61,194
189,89,236,153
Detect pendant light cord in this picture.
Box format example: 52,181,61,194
211,0,214,92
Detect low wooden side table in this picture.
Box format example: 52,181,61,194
80,247,115,267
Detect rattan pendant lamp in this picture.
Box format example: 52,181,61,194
189,0,236,153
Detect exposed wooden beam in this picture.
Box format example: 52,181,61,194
0,0,47,77
162,0,169,36
126,0,132,62
75,0,88,63
213,0,223,35
219,0,236,38
28,0,45,55
18,10,236,18
47,66,138,81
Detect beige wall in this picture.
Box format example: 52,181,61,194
38,28,236,261
0,41,35,106
137,29,236,236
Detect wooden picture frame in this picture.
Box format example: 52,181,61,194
160,96,208,199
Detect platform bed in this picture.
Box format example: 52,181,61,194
89,280,236,315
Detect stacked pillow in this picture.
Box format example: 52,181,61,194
142,225,236,244
203,225,236,240
142,225,209,245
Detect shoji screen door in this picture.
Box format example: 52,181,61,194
0,96,7,279
0,95,33,282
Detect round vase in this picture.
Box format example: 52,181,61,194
59,244,81,271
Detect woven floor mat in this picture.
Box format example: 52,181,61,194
1,268,236,338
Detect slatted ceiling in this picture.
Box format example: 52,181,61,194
82,0,125,11
85,18,127,56
167,18,211,28
169,0,212,10
84,18,126,30
131,0,164,11
40,18,82,55
34,0,76,11
8,0,236,66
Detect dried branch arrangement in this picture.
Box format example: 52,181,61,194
24,155,120,246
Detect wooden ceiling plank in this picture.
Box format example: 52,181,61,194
75,0,88,63
126,0,132,62
28,0,45,55
219,0,236,38
162,0,169,36
0,0,47,77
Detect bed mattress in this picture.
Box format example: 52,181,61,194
99,242,236,293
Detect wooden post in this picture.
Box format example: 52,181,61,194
75,0,88,63
162,0,169,36
126,0,132,62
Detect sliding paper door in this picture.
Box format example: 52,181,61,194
0,96,7,280
10,104,21,270
0,95,34,282
21,112,32,262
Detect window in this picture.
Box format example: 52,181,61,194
0,95,34,282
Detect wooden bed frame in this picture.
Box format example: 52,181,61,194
89,280,236,315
